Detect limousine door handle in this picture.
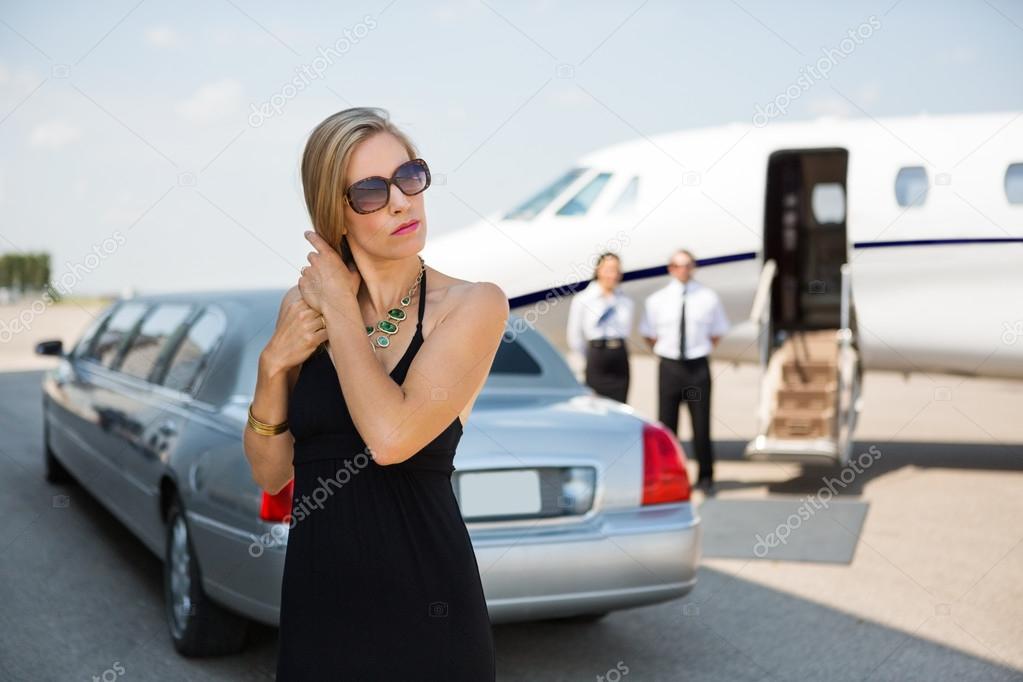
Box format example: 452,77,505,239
157,422,178,437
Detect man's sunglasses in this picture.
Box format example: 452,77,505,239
343,158,431,214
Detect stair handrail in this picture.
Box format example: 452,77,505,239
840,263,851,334
749,259,778,439
749,259,777,368
834,263,853,442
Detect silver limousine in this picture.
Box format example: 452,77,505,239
37,289,701,656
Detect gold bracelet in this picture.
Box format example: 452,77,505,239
247,404,289,436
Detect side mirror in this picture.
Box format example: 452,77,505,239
35,339,64,357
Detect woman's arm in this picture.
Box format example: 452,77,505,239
322,281,509,466
242,286,326,493
243,356,296,494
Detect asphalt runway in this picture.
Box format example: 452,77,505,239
2,341,1022,679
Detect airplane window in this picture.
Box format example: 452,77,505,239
895,166,928,207
609,176,639,214
556,172,612,216
811,183,846,224
1005,163,1023,204
503,168,586,220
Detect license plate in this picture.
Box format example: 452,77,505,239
458,469,541,518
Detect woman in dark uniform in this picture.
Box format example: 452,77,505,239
241,107,508,680
566,252,635,403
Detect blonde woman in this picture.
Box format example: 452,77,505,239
242,107,508,680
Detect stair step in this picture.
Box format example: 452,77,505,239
770,408,835,439
759,329,846,440
777,386,835,410
782,360,836,385
774,406,835,418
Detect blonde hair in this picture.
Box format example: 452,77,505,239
300,107,419,267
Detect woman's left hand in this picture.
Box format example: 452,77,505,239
299,230,361,314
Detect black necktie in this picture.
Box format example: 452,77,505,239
678,283,687,359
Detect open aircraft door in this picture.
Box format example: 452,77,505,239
745,148,863,466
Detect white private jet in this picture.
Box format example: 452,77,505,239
424,111,1023,466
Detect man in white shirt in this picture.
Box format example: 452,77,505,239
640,249,730,494
566,253,635,402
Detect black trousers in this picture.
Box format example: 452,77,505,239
657,355,714,482
584,345,630,403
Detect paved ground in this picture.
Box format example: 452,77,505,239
1,303,1021,680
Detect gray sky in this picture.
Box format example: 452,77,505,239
1,0,1021,295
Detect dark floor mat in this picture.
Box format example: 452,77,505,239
698,497,869,563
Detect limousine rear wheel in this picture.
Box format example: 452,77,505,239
164,498,249,656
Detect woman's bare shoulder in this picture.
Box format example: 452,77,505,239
428,268,509,324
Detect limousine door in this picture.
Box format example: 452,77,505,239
113,305,226,549
42,304,118,490
64,301,152,515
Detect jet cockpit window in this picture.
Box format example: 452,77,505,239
609,176,639,214
556,172,612,216
503,168,586,220
895,166,929,207
1004,163,1023,205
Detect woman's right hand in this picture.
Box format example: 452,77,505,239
261,291,329,376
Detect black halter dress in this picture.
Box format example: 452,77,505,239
276,268,496,681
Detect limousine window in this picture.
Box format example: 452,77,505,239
490,332,542,375
232,323,543,398
162,307,227,394
119,304,194,381
86,302,150,368
72,304,115,359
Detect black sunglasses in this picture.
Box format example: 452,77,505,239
343,158,431,214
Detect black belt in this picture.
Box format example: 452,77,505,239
589,338,626,349
659,353,708,363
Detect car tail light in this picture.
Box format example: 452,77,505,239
642,422,691,504
260,479,294,523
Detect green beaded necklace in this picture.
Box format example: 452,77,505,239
365,255,425,350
